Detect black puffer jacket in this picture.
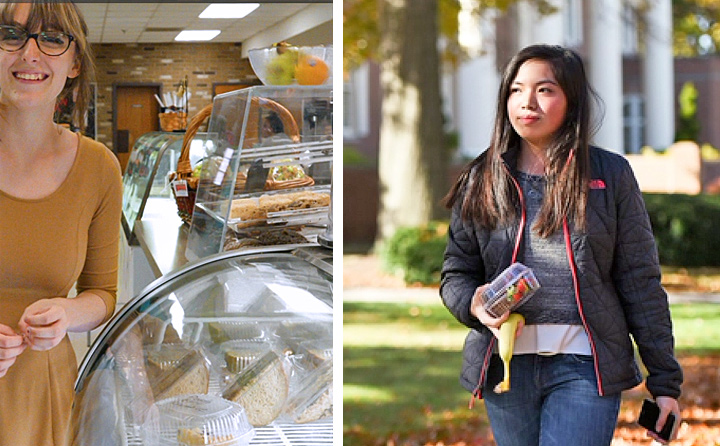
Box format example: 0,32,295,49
440,146,682,401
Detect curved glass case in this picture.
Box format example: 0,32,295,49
70,246,333,446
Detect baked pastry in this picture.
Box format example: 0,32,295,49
223,342,270,374
221,351,288,426
147,348,210,400
283,191,330,209
259,191,330,211
207,321,264,344
229,197,265,221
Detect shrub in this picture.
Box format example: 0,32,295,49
643,193,720,267
380,222,449,285
701,143,720,160
676,81,701,142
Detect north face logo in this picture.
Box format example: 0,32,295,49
589,179,606,189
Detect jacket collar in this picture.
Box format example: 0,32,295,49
500,145,521,173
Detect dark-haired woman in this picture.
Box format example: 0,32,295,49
440,44,682,445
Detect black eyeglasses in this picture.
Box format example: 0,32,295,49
0,25,74,56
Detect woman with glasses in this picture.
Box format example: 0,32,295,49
0,2,121,445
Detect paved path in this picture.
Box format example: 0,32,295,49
343,286,440,303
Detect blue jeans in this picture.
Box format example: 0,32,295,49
483,354,621,446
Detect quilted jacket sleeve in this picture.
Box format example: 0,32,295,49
612,158,682,399
440,200,486,331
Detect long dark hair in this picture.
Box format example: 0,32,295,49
444,44,601,237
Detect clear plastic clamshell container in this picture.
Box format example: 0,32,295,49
220,351,290,428
482,262,540,317
220,340,272,375
282,358,333,424
143,394,255,446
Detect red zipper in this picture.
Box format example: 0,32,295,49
470,338,495,408
470,166,525,407
563,219,604,395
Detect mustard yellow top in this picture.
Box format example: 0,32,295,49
0,134,122,446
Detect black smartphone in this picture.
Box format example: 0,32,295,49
637,398,676,442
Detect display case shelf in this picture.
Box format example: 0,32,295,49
123,420,333,446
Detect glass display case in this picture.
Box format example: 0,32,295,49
122,131,211,240
185,86,332,261
70,245,333,446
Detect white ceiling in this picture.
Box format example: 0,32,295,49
76,2,332,49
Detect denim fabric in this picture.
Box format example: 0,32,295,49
483,354,621,446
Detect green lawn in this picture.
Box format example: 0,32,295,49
343,301,479,445
343,300,720,445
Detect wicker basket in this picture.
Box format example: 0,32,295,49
169,104,213,224
158,111,187,132
170,98,301,225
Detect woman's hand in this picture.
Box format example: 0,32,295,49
17,299,70,352
0,324,27,378
647,396,681,444
470,284,524,338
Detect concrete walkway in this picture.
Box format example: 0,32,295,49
343,286,440,303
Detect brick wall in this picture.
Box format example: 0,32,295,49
92,42,258,149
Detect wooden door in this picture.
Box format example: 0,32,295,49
115,85,160,171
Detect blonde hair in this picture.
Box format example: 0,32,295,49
0,1,95,129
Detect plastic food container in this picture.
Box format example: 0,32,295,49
221,351,289,427
482,263,540,317
145,346,211,401
297,338,332,368
143,394,255,446
283,359,333,424
220,340,272,374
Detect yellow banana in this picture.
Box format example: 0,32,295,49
494,313,524,394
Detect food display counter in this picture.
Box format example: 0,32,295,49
70,245,333,446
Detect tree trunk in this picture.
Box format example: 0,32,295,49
376,0,446,247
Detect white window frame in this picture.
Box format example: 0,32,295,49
343,63,370,140
623,93,644,153
563,0,583,47
622,3,639,55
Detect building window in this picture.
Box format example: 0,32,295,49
622,3,639,55
343,63,370,140
563,0,583,47
623,94,644,153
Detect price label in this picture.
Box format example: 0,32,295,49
172,180,189,197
